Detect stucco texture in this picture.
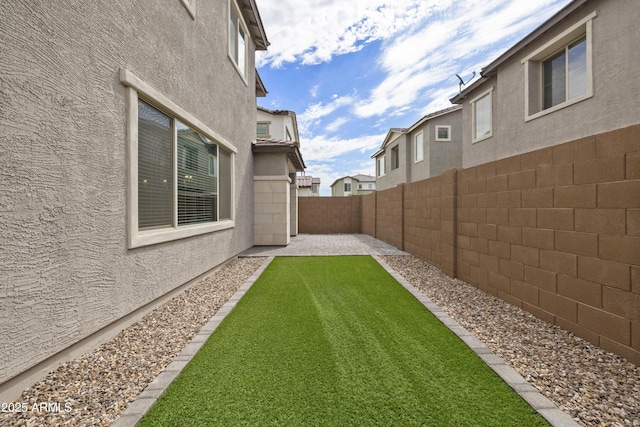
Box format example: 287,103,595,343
0,0,256,385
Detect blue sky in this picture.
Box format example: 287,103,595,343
256,0,570,195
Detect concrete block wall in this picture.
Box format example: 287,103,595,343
362,193,376,236
298,196,361,234
404,169,458,278
254,178,290,245
455,125,640,364
375,186,404,250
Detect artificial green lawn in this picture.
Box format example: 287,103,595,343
139,256,548,426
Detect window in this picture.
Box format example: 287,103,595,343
543,37,586,109
286,128,292,141
414,132,424,162
435,125,451,142
139,101,232,228
121,69,236,248
377,156,386,177
257,122,269,137
391,146,399,170
522,12,595,121
312,184,319,194
344,182,351,192
471,87,493,143
229,0,247,80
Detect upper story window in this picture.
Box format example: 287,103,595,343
543,36,587,109
120,69,236,249
377,156,386,177
414,132,424,162
471,87,493,143
286,128,292,141
391,145,399,170
522,12,595,121
435,125,451,142
257,122,269,137
312,184,319,193
344,182,351,192
229,0,247,80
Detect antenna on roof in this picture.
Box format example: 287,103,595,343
456,71,476,95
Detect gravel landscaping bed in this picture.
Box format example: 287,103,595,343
0,257,266,427
383,255,640,427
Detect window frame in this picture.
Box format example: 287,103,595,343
390,145,399,170
470,87,494,144
120,68,237,249
522,11,596,122
228,0,249,84
257,121,270,137
435,125,451,142
377,156,386,177
344,182,352,192
414,131,424,163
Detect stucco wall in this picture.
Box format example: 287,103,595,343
0,0,256,389
462,0,640,168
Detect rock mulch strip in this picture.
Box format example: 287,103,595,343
0,257,266,427
382,255,640,427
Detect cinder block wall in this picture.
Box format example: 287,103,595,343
362,193,376,236
374,186,404,250
455,125,639,365
298,196,361,234
404,169,458,278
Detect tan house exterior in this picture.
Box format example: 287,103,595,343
253,107,306,245
331,174,376,196
1,0,269,401
298,176,321,197
451,0,640,168
373,106,462,191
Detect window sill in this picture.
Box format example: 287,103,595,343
129,220,234,249
414,159,424,164
525,93,592,122
472,133,493,144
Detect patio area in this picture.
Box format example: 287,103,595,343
239,233,408,256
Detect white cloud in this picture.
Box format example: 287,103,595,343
300,133,385,162
325,117,348,133
297,95,354,136
256,0,447,68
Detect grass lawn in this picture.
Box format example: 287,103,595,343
139,256,548,426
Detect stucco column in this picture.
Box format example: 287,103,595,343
254,176,291,245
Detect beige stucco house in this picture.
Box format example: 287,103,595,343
0,0,270,401
298,176,321,197
373,106,462,191
450,0,640,167
253,106,306,245
331,174,376,196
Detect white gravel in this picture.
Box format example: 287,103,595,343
382,255,640,427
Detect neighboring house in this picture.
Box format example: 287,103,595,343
450,0,640,168
331,174,376,196
372,106,462,191
0,0,268,401
298,176,321,197
257,106,299,142
253,107,306,244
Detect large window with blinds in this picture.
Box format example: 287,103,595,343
138,100,232,231
120,68,236,248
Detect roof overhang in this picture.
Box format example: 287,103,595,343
239,0,270,51
252,138,306,171
255,70,267,97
